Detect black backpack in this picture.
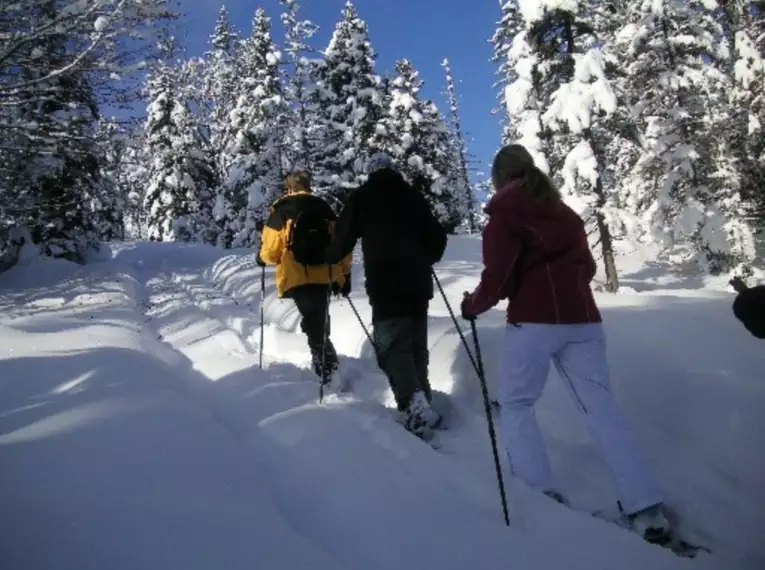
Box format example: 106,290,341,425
287,208,332,267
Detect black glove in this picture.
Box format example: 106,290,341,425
730,276,748,293
332,274,352,297
461,292,477,321
256,253,266,267
341,274,351,297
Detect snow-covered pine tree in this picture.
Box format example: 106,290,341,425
381,59,464,230
695,1,761,274
593,0,646,245
279,0,321,172
313,1,386,201
751,2,765,220
93,118,130,241
212,6,238,58
121,128,151,239
367,71,394,159
486,0,547,218
180,58,218,244
143,44,217,243
718,1,765,230
500,3,552,179
0,0,176,264
219,8,289,248
473,177,494,229
5,1,103,262
442,58,477,233
617,0,756,273
204,6,241,177
197,12,239,247
498,1,623,290
1,0,176,149
490,1,527,145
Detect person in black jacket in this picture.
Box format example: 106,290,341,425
730,276,765,339
325,153,448,438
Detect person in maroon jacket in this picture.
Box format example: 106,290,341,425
461,144,670,542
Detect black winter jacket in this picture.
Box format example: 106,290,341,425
325,168,448,319
732,284,765,339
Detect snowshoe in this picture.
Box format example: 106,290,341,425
638,526,709,558
402,391,443,441
544,490,569,507
617,501,710,558
627,503,672,543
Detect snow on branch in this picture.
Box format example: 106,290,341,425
543,49,617,134
0,0,175,95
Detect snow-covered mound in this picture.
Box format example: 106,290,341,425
0,236,762,570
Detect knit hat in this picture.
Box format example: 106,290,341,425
367,152,394,174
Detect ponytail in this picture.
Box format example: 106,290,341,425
523,165,561,203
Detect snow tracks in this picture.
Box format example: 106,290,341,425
117,245,704,570
0,244,713,570
0,257,350,570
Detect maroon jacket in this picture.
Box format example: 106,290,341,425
464,181,602,324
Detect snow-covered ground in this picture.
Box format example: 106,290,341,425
0,236,763,570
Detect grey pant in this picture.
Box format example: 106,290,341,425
372,314,432,411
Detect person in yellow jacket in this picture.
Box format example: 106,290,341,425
257,171,352,384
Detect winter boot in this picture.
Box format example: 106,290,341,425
403,391,442,438
311,342,339,385
627,503,671,543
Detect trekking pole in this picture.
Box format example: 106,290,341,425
259,263,266,369
470,318,510,526
431,268,510,526
346,296,379,357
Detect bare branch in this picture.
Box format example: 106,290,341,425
0,3,100,68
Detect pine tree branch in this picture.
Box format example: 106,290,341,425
0,1,102,70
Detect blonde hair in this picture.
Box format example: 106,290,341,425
284,171,312,194
492,144,561,203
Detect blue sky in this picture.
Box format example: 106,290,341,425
176,0,503,179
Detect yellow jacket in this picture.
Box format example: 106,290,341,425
259,191,352,297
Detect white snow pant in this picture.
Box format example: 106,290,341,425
498,322,663,515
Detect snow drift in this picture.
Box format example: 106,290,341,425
0,236,762,569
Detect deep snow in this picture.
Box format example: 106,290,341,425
0,236,763,570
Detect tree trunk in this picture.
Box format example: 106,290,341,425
596,208,619,293
586,128,620,292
